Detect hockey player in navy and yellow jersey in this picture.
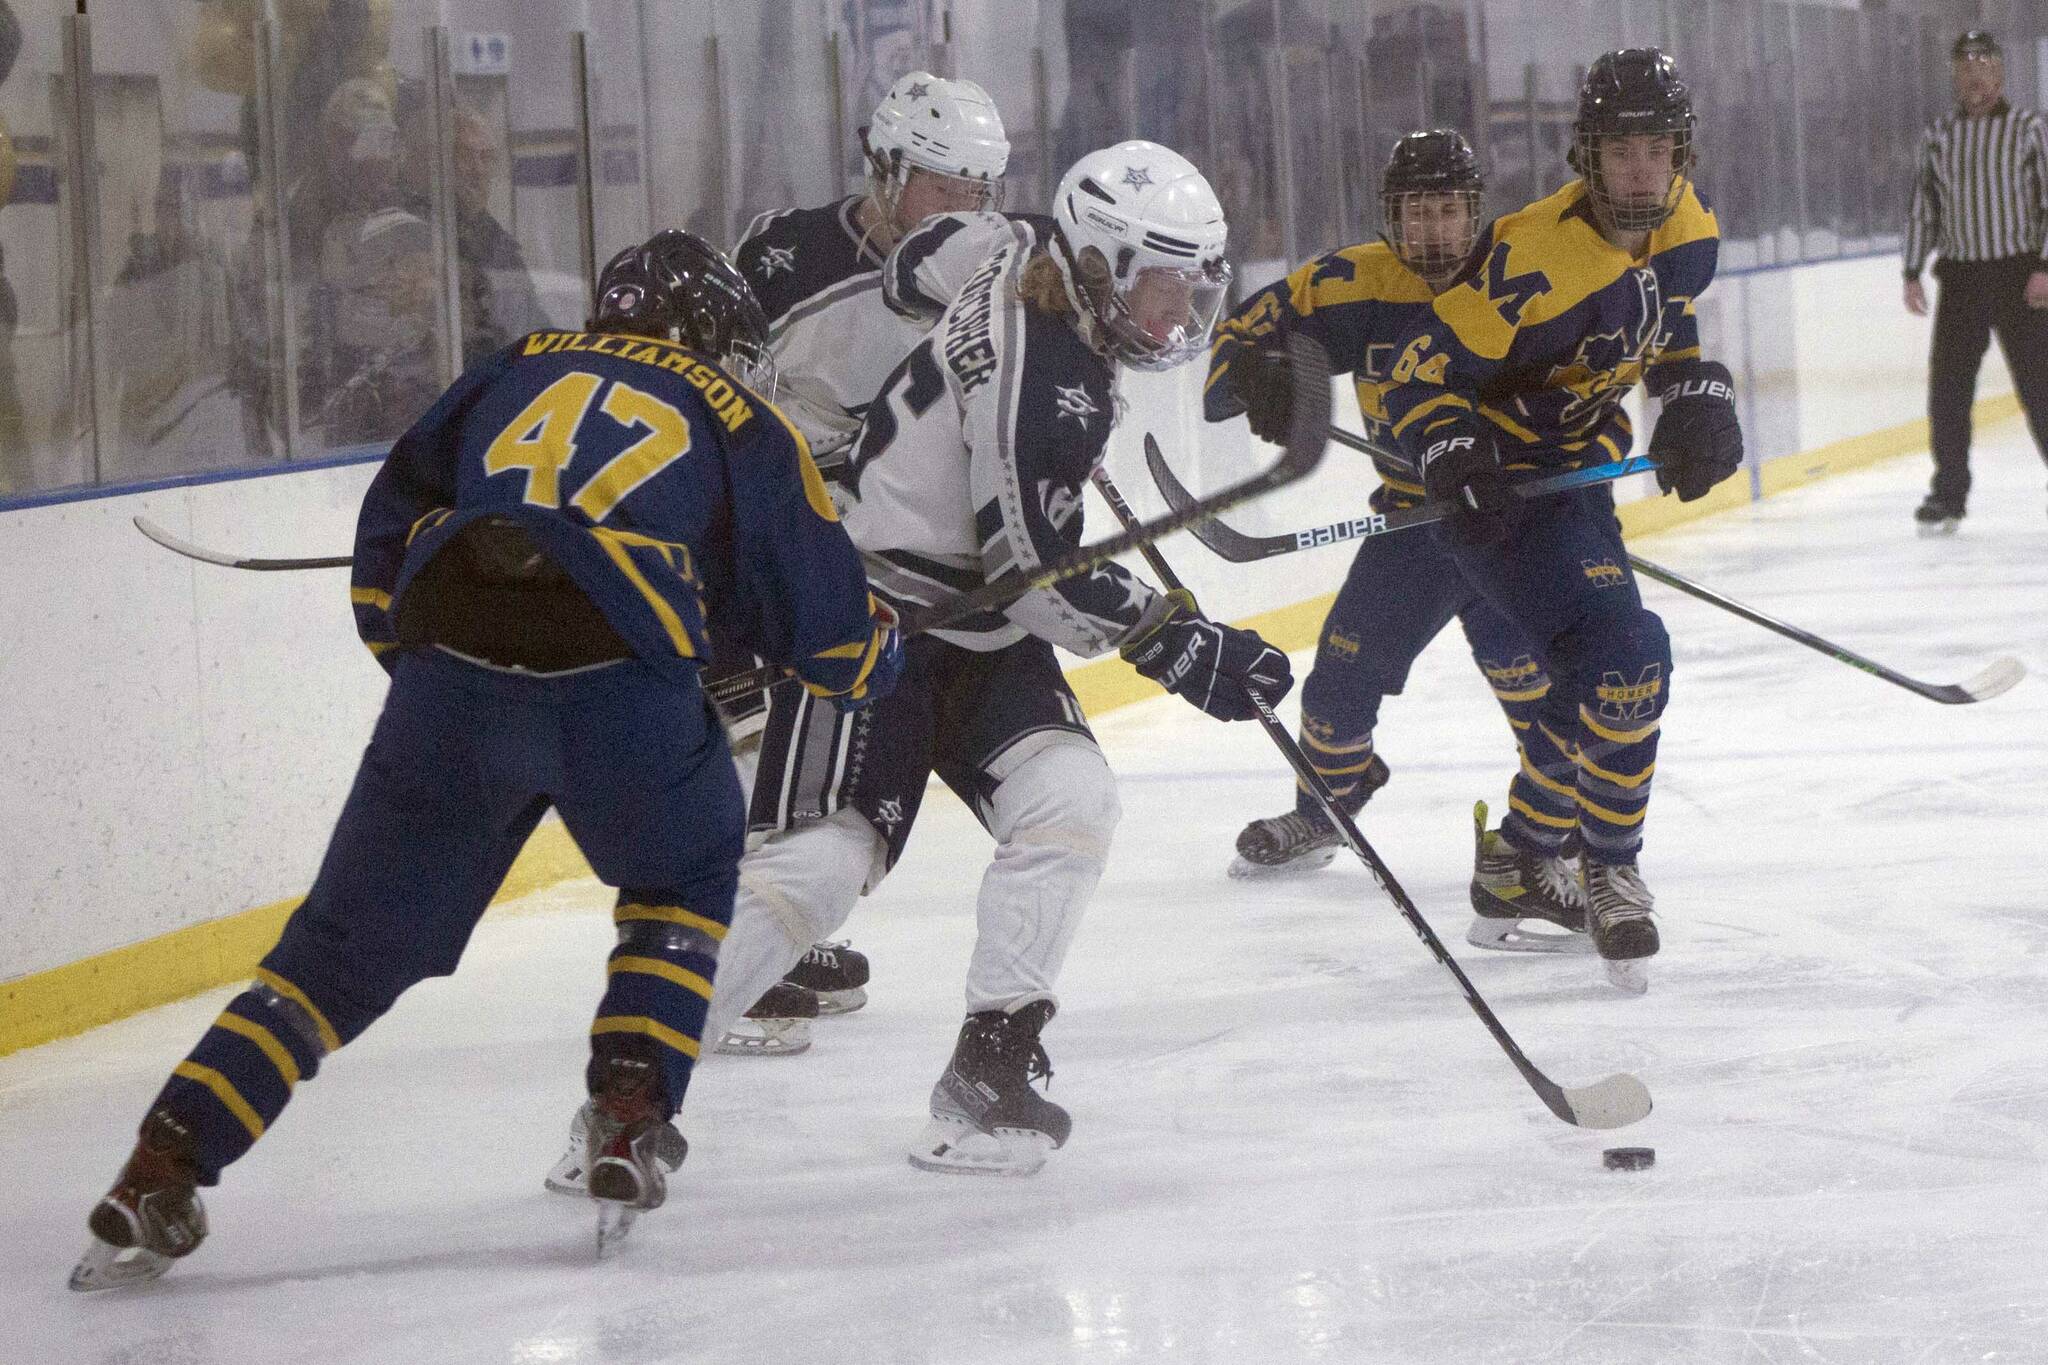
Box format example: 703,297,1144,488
1211,133,1584,948
1377,50,1745,989
70,231,901,1289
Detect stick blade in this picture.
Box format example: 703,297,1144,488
1545,1071,1653,1130
1939,655,2026,704
133,515,237,567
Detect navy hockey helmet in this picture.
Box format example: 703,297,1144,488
1569,48,1695,232
1380,129,1484,279
592,229,776,395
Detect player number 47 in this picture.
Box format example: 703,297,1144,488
483,370,695,522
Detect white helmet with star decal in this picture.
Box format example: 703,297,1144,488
862,71,1009,221
1052,140,1230,372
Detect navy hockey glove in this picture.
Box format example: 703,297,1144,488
1648,360,1743,503
1418,410,1512,546
1231,341,1296,445
1122,590,1294,721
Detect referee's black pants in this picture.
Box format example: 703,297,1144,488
1927,255,2048,510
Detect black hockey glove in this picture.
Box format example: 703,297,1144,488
1231,341,1296,445
1418,410,1512,546
1122,590,1294,721
1648,360,1744,503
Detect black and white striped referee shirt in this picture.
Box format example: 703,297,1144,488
1904,100,2048,276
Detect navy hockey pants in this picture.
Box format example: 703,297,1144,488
1431,485,1671,864
155,647,743,1182
1294,515,1574,819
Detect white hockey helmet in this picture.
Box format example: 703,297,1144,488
862,71,1009,217
1052,140,1231,372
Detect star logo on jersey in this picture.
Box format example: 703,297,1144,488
1120,165,1154,190
875,796,906,829
1038,479,1084,531
1088,565,1152,618
906,81,931,100
754,244,798,279
1053,382,1101,429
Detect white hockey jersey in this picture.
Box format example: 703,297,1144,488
840,214,1169,656
733,197,928,473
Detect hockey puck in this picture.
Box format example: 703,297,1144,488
1603,1146,1655,1171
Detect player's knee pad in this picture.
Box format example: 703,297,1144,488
737,805,886,950
986,737,1119,862
1553,607,1672,710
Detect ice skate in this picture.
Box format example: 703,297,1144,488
544,1097,688,1196
782,940,870,1015
909,1001,1070,1177
1465,801,1592,954
1914,497,1961,537
584,1056,681,1257
1228,756,1386,879
70,1108,208,1292
1586,861,1658,994
714,979,820,1056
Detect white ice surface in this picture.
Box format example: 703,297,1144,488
6,437,2047,1364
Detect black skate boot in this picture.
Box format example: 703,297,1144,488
714,978,820,1056
1466,801,1591,953
71,1108,208,1292
585,1054,682,1256
909,1000,1070,1177
544,1097,688,1196
1914,496,1962,537
781,940,870,1015
1229,754,1389,879
1586,861,1658,994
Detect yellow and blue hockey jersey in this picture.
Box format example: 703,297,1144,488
350,329,887,699
1207,240,1442,505
1379,179,1719,471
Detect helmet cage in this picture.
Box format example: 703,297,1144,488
1381,188,1483,278
1574,125,1694,232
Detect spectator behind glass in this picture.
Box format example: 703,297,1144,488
393,82,548,365
307,75,407,434
318,208,441,447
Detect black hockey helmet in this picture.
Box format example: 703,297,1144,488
1953,29,2001,60
1569,48,1695,231
1380,129,1484,279
592,229,776,395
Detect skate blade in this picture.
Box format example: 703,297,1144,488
1916,520,1959,539
1226,847,1339,881
713,1018,813,1057
594,1201,638,1258
544,1152,588,1196
69,1237,174,1292
1603,958,1650,995
1466,917,1594,954
907,1116,1054,1177
814,986,867,1015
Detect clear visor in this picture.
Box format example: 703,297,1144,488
1103,262,1232,372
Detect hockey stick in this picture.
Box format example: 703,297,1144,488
1091,459,1650,1131
1141,429,1655,562
133,515,353,571
1623,556,2024,705
700,333,1336,707
1145,438,2024,706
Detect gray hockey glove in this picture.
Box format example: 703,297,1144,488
1122,590,1294,721
1648,360,1744,502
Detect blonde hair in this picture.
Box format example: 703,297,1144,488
1016,249,1076,320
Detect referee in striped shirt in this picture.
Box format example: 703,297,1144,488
1902,30,2048,535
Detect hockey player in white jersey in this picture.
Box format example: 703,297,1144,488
701,141,1294,1176
708,71,1011,1053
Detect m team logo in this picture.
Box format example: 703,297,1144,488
1596,665,1664,723
1581,558,1625,588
